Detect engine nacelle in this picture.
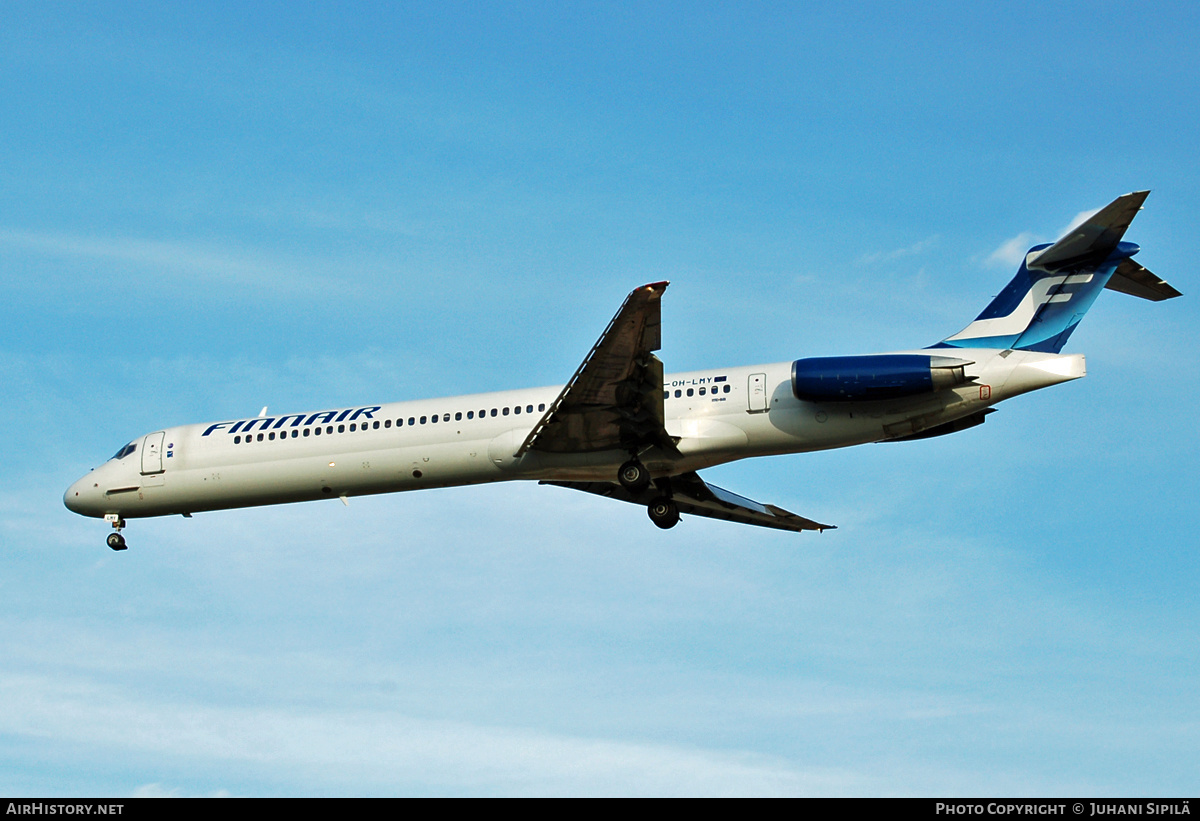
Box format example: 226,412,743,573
791,355,973,402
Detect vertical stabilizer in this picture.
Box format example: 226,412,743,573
938,191,1175,353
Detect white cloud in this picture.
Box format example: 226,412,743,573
984,206,1108,270
985,231,1039,268
858,235,938,265
0,227,339,294
0,671,859,796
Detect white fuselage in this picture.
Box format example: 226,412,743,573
64,349,1084,520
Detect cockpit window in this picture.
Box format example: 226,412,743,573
110,442,137,461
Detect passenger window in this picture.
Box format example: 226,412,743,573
724,384,730,393
467,411,474,419
234,436,241,444
385,420,391,428
455,412,462,421
675,389,681,398
338,424,345,433
503,407,509,416
408,417,415,426
526,405,533,414
269,432,276,440
514,406,521,414
443,413,450,422
538,403,545,412
687,388,694,397
326,426,333,434
431,414,438,424
491,409,497,417
349,424,356,432
699,387,706,396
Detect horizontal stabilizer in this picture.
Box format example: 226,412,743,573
1105,259,1182,301
1029,190,1148,270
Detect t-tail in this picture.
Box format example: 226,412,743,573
938,191,1181,353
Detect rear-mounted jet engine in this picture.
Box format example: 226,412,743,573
791,355,974,402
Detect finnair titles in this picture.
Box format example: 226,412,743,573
66,192,1181,550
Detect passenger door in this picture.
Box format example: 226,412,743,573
747,373,768,413
140,431,165,475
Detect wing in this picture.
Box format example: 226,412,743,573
543,471,835,534
517,282,679,457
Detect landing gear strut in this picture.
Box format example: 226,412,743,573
618,459,651,494
647,496,680,529
105,515,128,551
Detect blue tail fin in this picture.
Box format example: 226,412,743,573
938,191,1176,353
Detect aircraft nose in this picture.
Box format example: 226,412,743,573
64,472,102,517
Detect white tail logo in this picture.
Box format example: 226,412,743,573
946,274,1093,342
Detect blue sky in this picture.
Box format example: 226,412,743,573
2,1,1197,796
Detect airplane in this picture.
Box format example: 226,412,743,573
65,191,1180,550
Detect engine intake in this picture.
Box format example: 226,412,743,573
791,355,973,402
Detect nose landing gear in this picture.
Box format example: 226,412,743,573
104,515,128,551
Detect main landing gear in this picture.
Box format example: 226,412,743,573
618,459,681,530
618,459,651,494
105,515,128,551
647,496,680,529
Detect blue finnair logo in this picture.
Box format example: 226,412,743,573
202,406,382,437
